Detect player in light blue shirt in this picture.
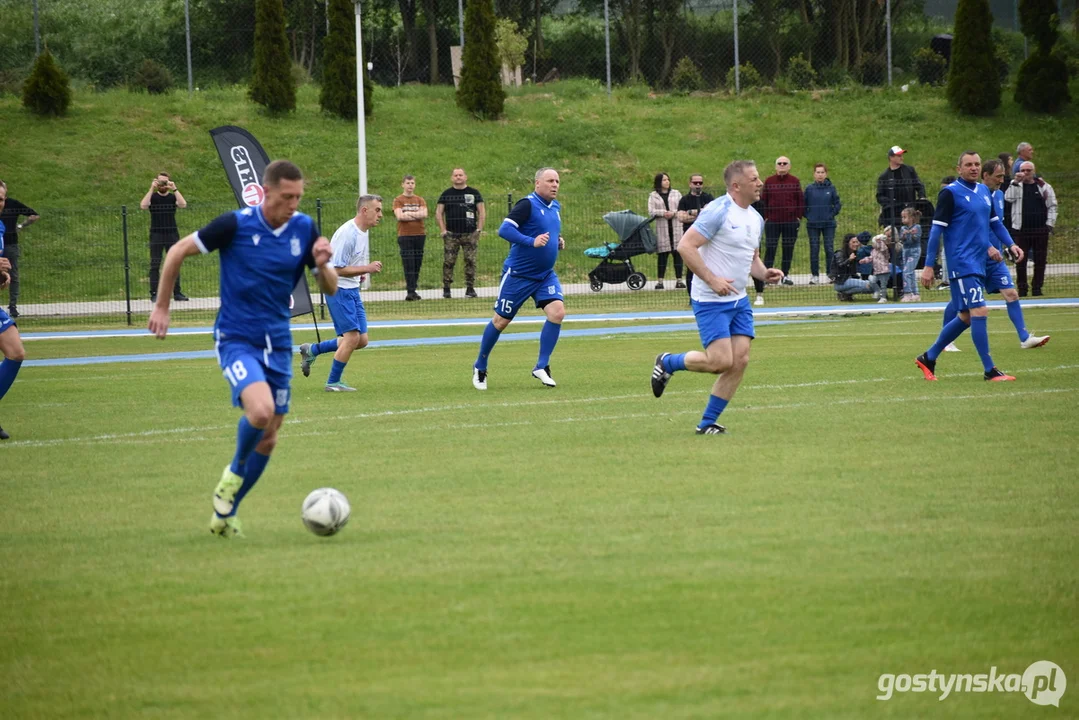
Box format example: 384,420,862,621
650,160,784,434
915,152,1018,382
936,160,1050,351
472,168,566,390
0,186,28,440
299,195,384,391
148,160,338,537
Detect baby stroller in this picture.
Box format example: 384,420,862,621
585,210,658,292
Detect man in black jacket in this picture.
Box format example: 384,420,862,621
876,146,926,229
0,181,40,318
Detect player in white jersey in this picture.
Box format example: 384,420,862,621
650,160,784,434
299,196,384,391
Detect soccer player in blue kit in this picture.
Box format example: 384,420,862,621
650,160,784,434
472,168,566,390
915,152,1018,382
148,160,338,537
0,189,28,440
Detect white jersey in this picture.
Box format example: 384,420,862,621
688,194,764,303
328,218,369,290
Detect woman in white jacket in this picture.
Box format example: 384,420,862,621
648,172,684,289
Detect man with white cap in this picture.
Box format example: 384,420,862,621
876,145,927,230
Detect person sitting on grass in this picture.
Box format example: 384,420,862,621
833,234,884,301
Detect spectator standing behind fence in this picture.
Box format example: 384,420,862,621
832,234,883,301
760,156,802,287
869,230,892,304
648,172,684,290
436,168,484,299
677,173,714,298
1012,142,1034,175
876,146,926,232
802,163,841,284
0,181,39,319
141,172,189,302
393,175,428,302
1004,161,1057,297
898,207,922,302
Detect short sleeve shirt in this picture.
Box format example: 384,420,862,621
438,186,484,233
393,194,427,237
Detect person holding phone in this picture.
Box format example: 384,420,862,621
141,172,188,301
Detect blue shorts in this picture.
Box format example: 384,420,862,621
985,260,1015,293
494,269,563,319
950,274,988,310
0,307,14,335
692,296,755,347
216,339,292,415
325,286,368,336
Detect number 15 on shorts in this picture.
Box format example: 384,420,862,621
497,298,514,315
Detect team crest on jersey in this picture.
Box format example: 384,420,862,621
290,236,301,256
252,234,261,246
548,285,556,294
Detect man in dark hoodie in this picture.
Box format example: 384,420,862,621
876,146,926,229
803,163,842,283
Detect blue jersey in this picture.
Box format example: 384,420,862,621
195,206,320,350
988,188,1006,253
930,179,1000,279
499,193,561,280
0,218,5,256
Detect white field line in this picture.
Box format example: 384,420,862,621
5,365,1078,450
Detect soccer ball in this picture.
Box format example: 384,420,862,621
301,488,351,536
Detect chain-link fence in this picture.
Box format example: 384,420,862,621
2,0,1072,97
5,179,1076,327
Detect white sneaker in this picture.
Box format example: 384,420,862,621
1020,333,1051,349
877,297,888,304
472,367,487,390
809,275,820,285
943,342,961,352
754,295,765,307
531,366,557,387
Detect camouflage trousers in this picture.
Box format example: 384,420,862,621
442,231,478,287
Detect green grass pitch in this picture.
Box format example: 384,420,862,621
1,308,1077,718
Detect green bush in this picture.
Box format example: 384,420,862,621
785,53,817,90
249,0,296,113
456,0,504,118
22,48,72,117
1015,51,1071,112
725,62,763,91
1019,0,1059,52
912,47,948,85
818,64,854,87
947,0,1001,115
670,56,704,93
131,59,173,94
853,55,887,86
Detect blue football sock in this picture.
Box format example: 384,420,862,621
311,338,339,357
475,322,502,371
229,416,265,476
1006,300,1030,342
662,353,687,373
927,317,969,361
0,359,22,401
327,359,347,384
970,315,994,372
942,300,957,328
699,394,729,428
227,451,271,517
534,320,562,370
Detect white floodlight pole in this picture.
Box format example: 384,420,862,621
355,0,368,195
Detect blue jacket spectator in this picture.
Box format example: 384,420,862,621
803,164,842,281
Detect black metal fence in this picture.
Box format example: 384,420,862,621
4,181,1075,328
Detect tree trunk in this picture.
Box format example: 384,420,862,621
425,0,439,83
399,0,418,78
534,0,543,57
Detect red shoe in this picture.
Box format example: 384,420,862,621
984,367,1016,382
915,353,937,381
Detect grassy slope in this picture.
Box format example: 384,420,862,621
1,308,1077,718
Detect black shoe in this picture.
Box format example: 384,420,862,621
675,280,686,289
150,292,157,302
0,426,9,440
173,292,190,301
443,287,452,299
651,353,672,398
1018,289,1028,297
405,291,419,301
695,423,727,435
465,286,478,298
1032,290,1044,297
6,306,18,318
781,277,794,286
915,353,937,381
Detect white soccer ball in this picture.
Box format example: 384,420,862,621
301,488,351,536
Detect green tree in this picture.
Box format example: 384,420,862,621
946,0,1001,115
456,0,504,118
250,0,296,113
1014,0,1071,112
320,0,372,118
22,47,72,117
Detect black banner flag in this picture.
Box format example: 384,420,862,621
208,126,317,322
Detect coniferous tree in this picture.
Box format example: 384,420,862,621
22,48,72,117
321,0,357,118
946,0,1000,115
1014,0,1071,112
456,0,504,118
250,0,296,113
